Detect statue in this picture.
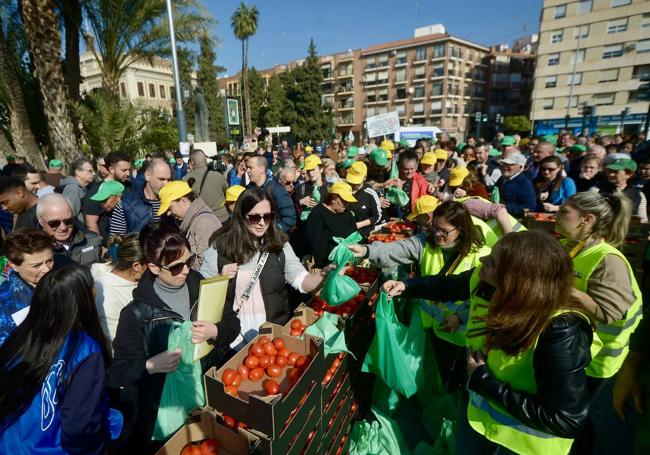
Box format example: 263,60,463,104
194,87,209,142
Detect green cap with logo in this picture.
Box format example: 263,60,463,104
543,134,558,145
341,158,355,170
347,146,359,158
606,158,637,172
570,144,587,154
500,136,516,147
369,148,388,166
49,159,63,169
90,180,125,201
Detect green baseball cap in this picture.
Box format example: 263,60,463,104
90,180,125,201
457,142,466,151
488,148,501,157
606,158,638,172
134,158,146,169
543,134,558,145
168,158,176,164
399,140,410,147
49,159,63,169
6,155,15,160
500,136,516,147
369,148,388,166
570,144,587,154
347,146,359,158
341,158,355,170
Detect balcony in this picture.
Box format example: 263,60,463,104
335,115,355,126
337,101,354,110
337,68,354,79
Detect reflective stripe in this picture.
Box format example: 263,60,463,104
469,391,554,439
598,347,626,357
595,307,643,336
419,300,445,322
512,221,523,232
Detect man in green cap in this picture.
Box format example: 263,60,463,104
347,146,359,160
45,159,64,188
605,158,646,222
89,180,124,242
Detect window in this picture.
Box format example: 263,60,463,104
365,72,377,85
159,84,166,98
170,86,175,99
543,98,554,110
637,40,650,54
633,65,650,79
413,85,425,98
577,0,592,14
593,93,615,105
554,4,566,19
548,53,560,65
321,65,332,79
567,73,582,85
396,105,405,115
607,18,628,33
414,66,426,79
415,47,427,61
366,58,377,70
366,107,376,117
600,68,619,82
551,30,563,44
137,82,145,97
545,76,557,88
366,91,376,103
395,68,407,82
120,82,127,98
574,25,589,39
432,63,444,77
433,44,445,58
603,44,624,59
642,13,650,29
451,46,462,58
378,88,388,102
378,55,389,67
377,70,389,84
395,51,407,65
432,81,443,96
431,101,442,114
148,83,156,98
395,87,407,99
413,102,424,115
571,49,585,63
611,0,631,6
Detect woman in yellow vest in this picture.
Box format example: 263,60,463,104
383,231,593,455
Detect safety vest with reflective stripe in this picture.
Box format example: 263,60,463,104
419,242,491,345
466,266,489,351
569,241,643,378
467,310,588,455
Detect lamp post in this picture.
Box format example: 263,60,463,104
165,0,188,142
620,107,630,134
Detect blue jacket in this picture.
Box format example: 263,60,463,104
0,270,33,346
536,177,577,212
0,331,119,454
497,172,537,217
173,162,188,181
248,175,296,233
120,188,159,233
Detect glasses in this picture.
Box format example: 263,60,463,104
432,226,458,238
282,181,295,188
541,167,559,172
159,254,196,276
245,212,274,225
81,167,95,173
43,217,74,229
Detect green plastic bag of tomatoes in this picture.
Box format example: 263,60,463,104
385,186,410,207
152,321,205,440
321,232,362,306
362,292,426,398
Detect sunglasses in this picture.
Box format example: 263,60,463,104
44,217,74,229
159,254,196,276
541,167,559,172
245,212,274,225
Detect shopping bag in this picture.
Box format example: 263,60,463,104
152,321,205,440
386,186,410,207
362,292,426,398
321,232,362,306
300,185,321,221
349,408,411,455
303,311,352,357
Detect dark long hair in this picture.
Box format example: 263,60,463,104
210,187,287,264
534,155,565,193
429,200,484,258
0,265,110,425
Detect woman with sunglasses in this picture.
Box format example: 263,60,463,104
108,224,239,451
534,156,576,213
200,188,331,350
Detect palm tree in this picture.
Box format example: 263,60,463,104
19,0,78,164
231,2,259,137
83,0,213,97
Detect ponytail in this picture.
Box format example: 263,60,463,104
106,233,145,271
603,192,631,248
566,191,631,248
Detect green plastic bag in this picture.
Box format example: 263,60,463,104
362,293,426,398
303,311,353,357
386,186,410,207
321,232,362,306
349,408,411,455
490,186,500,204
152,321,205,440
300,185,322,221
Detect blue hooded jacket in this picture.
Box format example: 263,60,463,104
0,270,33,346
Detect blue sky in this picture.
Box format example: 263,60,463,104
206,0,544,76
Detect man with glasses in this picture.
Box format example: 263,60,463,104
37,193,101,267
59,157,95,224
496,153,537,217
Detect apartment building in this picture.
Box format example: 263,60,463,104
79,51,176,111
485,44,536,117
531,0,650,135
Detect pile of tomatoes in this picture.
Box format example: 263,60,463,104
311,291,366,318
344,266,378,285
221,336,311,398
367,233,407,243
180,439,219,455
385,221,416,233
530,212,556,222
289,318,308,336
322,353,345,385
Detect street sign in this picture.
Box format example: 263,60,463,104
226,97,240,126
365,111,400,138
267,126,291,134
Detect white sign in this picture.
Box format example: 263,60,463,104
193,142,218,157
267,126,291,134
366,111,400,138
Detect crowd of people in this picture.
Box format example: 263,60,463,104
0,128,649,454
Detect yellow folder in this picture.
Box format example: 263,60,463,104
193,275,231,362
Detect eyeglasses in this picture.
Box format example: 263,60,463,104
432,226,458,238
541,167,559,172
43,217,74,229
245,212,274,225
159,254,196,276
81,167,95,173
282,181,295,188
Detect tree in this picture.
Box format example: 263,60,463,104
502,115,532,134
231,1,258,137
262,73,286,128
139,108,179,154
245,67,266,128
57,0,82,105
20,0,79,164
197,32,227,144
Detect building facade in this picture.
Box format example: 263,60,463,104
531,0,650,135
485,45,536,117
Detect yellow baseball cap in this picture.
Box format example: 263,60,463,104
380,140,395,152
329,181,357,203
386,150,393,160
420,152,437,166
157,180,192,215
225,185,246,203
449,167,469,187
345,161,367,185
303,154,322,171
434,149,448,161
304,145,313,153
407,195,440,221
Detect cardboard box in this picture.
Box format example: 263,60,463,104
322,382,352,442
155,408,259,455
204,323,324,440
321,354,348,402
322,392,354,455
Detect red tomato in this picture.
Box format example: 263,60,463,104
250,342,265,358
272,337,285,350
338,352,345,360
290,329,302,337
224,385,238,397
244,355,259,369
351,401,358,413
221,368,236,386
295,355,309,370
287,352,300,366
278,348,291,358
258,355,272,369
323,372,332,384
200,438,219,455
248,367,264,381
291,319,303,330
231,373,242,387
263,342,277,356
237,364,249,379
332,358,341,369
181,444,202,455
274,354,287,368
223,414,236,430
236,420,248,429
266,364,282,378
258,335,270,345
263,379,280,395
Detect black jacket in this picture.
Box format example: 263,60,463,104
107,269,239,449
404,269,592,438
349,184,383,238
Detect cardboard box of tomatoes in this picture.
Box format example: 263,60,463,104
203,323,324,445
155,407,259,455
321,373,351,437
321,389,357,455
382,219,416,235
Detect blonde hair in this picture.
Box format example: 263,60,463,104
566,191,631,248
